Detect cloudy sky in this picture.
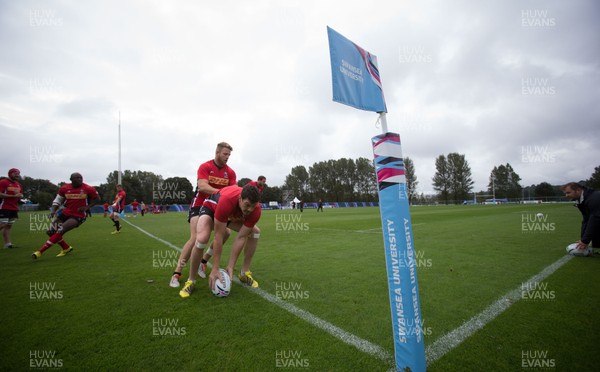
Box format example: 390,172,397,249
1,0,598,195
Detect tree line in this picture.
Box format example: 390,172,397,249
13,161,600,209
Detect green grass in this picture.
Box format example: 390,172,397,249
1,204,599,371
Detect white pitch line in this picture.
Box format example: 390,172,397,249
122,218,394,365
425,254,573,366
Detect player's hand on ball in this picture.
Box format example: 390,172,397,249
209,268,223,290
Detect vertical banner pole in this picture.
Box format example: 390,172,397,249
372,132,426,372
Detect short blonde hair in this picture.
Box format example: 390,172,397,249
216,142,233,152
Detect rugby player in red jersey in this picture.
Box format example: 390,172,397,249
102,202,109,218
32,172,99,259
179,184,262,298
131,199,139,217
170,142,237,288
0,168,24,249
110,184,126,234
247,175,266,193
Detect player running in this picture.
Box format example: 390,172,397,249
32,172,99,259
110,184,126,234
179,184,262,298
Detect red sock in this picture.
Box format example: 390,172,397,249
39,233,63,253
57,240,70,250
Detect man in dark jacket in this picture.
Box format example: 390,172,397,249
561,182,600,252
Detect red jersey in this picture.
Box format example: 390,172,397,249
204,185,261,228
131,201,139,209
0,178,22,211
58,183,99,218
103,203,109,211
113,190,126,209
190,160,236,208
247,180,264,193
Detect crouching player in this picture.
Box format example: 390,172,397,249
32,173,99,259
179,184,262,298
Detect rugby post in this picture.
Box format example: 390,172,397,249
327,26,426,372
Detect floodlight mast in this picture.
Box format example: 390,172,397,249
118,111,122,185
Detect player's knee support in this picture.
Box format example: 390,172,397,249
252,233,260,239
195,241,207,250
206,247,213,256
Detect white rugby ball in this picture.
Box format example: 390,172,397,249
211,268,231,297
566,243,592,257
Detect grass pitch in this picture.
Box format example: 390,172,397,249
1,203,599,371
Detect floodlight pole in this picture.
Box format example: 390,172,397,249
492,175,496,203
118,111,122,185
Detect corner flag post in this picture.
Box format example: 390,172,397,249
327,26,426,372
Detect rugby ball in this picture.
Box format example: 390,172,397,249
566,243,592,257
211,269,231,297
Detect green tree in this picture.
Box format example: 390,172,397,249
404,157,418,204
587,165,600,189
19,176,58,201
432,155,450,204
447,153,474,203
488,163,522,199
284,166,309,199
533,182,555,198
355,157,377,201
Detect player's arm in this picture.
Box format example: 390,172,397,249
208,219,228,289
226,224,254,278
49,194,65,217
197,178,219,196
81,195,101,212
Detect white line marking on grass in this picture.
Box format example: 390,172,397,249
122,219,394,365
122,219,182,252
425,254,573,366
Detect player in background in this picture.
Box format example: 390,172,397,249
131,199,139,217
102,202,109,218
32,172,99,259
0,168,24,249
561,182,600,255
247,175,266,193
140,201,146,216
170,142,237,288
110,184,126,234
180,184,262,298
